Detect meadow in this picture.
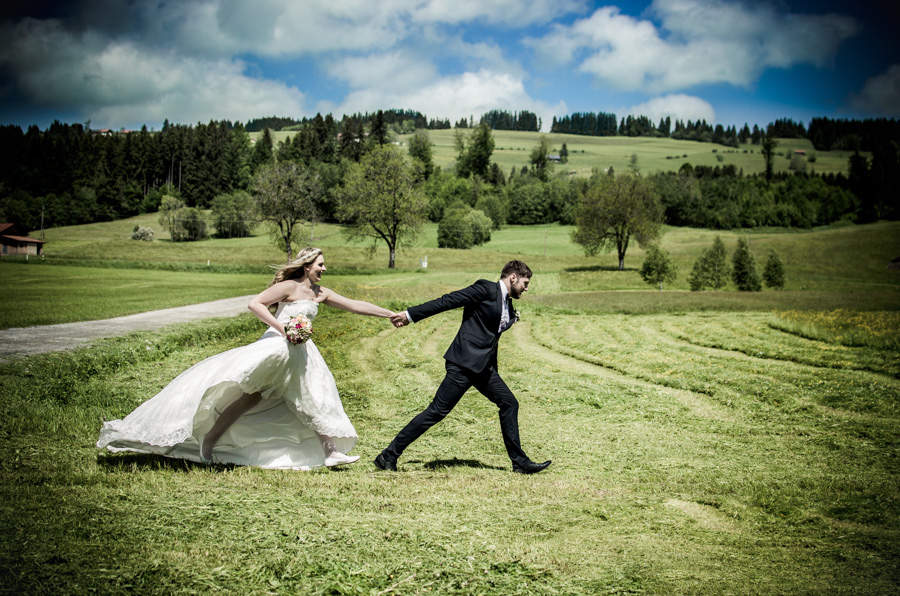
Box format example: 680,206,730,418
258,129,858,178
1,218,899,594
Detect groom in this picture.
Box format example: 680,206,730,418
376,260,551,474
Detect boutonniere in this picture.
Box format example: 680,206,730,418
513,309,520,323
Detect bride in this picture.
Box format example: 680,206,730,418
97,247,395,469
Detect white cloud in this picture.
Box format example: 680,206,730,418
409,0,587,28
328,51,439,94
0,18,306,127
848,64,900,117
627,94,716,123
90,58,307,128
116,0,586,59
1,0,583,129
216,0,409,56
332,69,565,131
527,0,859,93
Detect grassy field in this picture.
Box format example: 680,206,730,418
1,215,897,329
1,219,899,594
254,129,858,178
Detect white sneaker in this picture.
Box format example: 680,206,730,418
324,452,361,467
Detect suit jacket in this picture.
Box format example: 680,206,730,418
407,279,516,373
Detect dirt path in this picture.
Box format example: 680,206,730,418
0,295,256,361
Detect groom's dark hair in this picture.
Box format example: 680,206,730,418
501,260,532,279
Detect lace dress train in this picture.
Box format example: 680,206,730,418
96,300,357,470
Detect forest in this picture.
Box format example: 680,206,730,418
0,109,897,236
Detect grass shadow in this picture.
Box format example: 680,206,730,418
96,452,358,473
563,265,636,273
421,458,507,471
96,452,231,472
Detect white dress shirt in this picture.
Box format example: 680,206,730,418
499,281,511,333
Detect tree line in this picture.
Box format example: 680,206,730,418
1,112,897,262
551,112,900,155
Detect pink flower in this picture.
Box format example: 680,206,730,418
284,314,313,344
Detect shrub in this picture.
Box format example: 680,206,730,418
639,243,677,290
130,225,155,242
437,208,473,249
437,205,492,249
464,209,492,245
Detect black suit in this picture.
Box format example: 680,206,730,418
383,279,531,467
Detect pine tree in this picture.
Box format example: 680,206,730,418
761,133,778,181
731,237,762,291
250,128,274,174
368,110,389,148
763,249,786,289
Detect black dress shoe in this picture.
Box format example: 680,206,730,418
374,452,397,471
513,460,551,474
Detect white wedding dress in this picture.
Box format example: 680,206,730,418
97,300,357,470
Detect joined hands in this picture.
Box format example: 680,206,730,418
390,312,410,328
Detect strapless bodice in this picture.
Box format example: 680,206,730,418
274,300,319,325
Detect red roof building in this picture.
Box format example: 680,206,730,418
0,223,46,257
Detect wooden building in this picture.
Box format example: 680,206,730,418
0,223,46,257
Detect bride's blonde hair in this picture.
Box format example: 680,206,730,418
270,247,323,286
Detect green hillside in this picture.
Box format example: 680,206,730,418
252,129,857,178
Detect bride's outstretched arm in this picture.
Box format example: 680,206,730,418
320,288,394,319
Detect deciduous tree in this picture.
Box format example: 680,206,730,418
252,161,322,261
529,136,553,181
337,145,429,268
572,174,663,270
407,129,434,179
455,124,494,179
688,236,730,291
211,190,257,238
158,194,185,239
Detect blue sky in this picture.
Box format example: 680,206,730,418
1,0,898,132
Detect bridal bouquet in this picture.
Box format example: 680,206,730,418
284,314,313,344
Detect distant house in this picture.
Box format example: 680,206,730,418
0,223,46,257
90,128,132,135
547,154,561,162
794,149,806,156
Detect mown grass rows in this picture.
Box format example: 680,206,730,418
659,311,900,374
2,302,899,594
